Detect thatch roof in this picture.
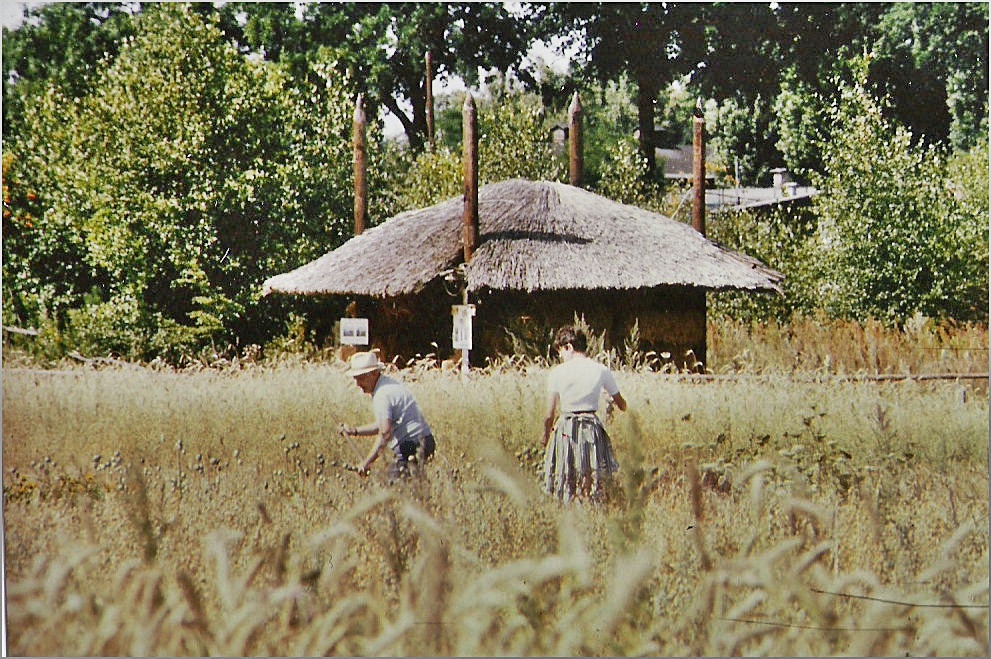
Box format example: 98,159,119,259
262,179,783,297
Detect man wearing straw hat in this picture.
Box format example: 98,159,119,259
339,350,436,479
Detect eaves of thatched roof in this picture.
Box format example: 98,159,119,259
262,179,783,297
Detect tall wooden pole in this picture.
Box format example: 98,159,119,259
460,93,479,374
691,99,705,236
462,93,479,263
568,91,584,187
425,52,435,150
353,94,367,236
692,99,707,369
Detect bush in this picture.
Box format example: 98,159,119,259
711,57,989,327
810,59,989,324
708,205,820,322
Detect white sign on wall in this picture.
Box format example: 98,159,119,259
340,318,369,345
452,304,476,350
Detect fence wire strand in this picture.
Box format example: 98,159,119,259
810,587,989,609
718,616,913,632
719,587,989,633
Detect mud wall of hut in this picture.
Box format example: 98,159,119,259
347,285,706,369
475,287,707,367
345,281,462,365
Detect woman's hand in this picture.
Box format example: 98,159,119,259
339,422,355,437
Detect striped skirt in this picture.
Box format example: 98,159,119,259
543,412,620,502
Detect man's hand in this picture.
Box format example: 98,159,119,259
342,463,369,477
339,423,354,437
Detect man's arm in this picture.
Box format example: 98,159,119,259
359,418,393,473
339,421,380,437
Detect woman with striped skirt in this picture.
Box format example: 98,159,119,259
541,326,627,502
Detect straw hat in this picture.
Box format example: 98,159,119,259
345,350,385,377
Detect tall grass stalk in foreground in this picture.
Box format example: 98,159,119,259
3,325,988,655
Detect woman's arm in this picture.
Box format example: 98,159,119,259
541,391,559,447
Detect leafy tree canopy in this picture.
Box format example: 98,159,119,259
3,3,371,359
810,59,988,323
552,2,707,173
2,2,137,130
208,2,545,152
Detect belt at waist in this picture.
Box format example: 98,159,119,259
563,410,597,415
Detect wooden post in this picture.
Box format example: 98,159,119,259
340,300,359,363
691,99,707,369
462,93,479,263
568,91,584,187
460,93,479,374
353,94,367,236
425,52,435,150
461,288,470,376
691,99,705,236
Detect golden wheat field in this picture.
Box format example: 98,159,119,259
2,319,989,656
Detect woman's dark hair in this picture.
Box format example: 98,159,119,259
554,325,587,353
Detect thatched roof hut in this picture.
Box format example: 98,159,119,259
264,178,781,295
263,179,782,363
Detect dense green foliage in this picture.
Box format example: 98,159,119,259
1,3,137,132
810,64,989,323
2,2,988,362
552,2,987,182
552,3,706,175
212,1,543,152
385,91,568,212
3,4,374,359
709,63,989,325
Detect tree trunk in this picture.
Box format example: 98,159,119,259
407,85,428,152
636,78,658,176
381,92,427,152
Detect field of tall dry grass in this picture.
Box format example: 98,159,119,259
3,318,989,656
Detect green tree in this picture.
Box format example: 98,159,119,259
810,61,988,323
211,2,542,153
695,3,988,178
390,90,567,211
707,94,778,186
707,204,821,323
691,2,785,102
478,92,567,184
870,2,989,151
582,74,643,187
595,136,656,209
761,3,884,87
3,3,367,359
553,2,706,174
2,2,137,132
2,90,96,345
434,72,643,190
771,67,830,180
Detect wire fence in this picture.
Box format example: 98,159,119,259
718,587,989,633
808,587,989,609
667,372,989,383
